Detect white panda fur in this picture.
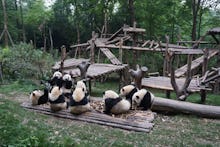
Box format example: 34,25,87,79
29,89,48,105
48,86,67,111
103,90,130,115
69,87,91,114
75,80,89,100
76,80,87,91
132,89,154,110
120,84,138,108
49,71,63,87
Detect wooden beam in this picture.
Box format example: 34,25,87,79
70,42,89,48
96,44,217,55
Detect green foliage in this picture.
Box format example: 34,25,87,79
1,43,54,81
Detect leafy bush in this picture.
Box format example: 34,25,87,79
0,43,54,82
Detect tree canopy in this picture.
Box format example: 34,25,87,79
0,0,219,49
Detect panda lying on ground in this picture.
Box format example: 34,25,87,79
103,90,130,114
132,89,154,110
29,89,49,105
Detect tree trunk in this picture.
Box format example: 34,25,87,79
19,0,26,42
191,0,201,42
128,0,135,26
49,27,53,53
151,97,220,119
2,0,8,47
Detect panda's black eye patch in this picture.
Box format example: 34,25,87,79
82,88,85,92
136,96,139,99
122,89,125,92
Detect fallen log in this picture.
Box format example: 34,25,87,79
151,97,220,119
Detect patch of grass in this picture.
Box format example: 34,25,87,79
0,80,38,94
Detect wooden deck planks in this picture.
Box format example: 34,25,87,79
142,76,204,92
21,102,154,133
52,58,90,70
63,63,127,78
175,50,219,77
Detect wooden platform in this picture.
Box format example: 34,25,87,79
52,58,90,71
142,76,208,93
63,63,127,79
21,102,154,133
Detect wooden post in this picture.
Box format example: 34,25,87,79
90,31,96,64
119,38,123,62
60,45,66,74
77,61,91,79
129,65,148,89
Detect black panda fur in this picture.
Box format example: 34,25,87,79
104,97,123,114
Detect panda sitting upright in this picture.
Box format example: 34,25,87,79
48,86,68,112
61,73,73,102
29,89,49,105
132,89,154,110
49,71,63,87
69,87,91,114
120,84,138,109
103,90,130,115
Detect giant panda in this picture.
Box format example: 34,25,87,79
48,86,68,112
69,87,91,114
62,74,73,102
29,89,49,105
103,90,131,115
132,89,154,110
75,80,89,100
49,71,63,87
120,84,138,108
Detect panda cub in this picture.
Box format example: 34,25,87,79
29,89,49,105
48,86,68,112
120,84,138,109
103,90,130,115
69,87,91,114
49,71,63,87
132,89,154,110
75,80,89,100
62,74,73,102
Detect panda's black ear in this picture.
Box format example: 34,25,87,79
136,96,140,99
102,91,105,95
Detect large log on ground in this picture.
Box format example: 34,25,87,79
151,97,220,119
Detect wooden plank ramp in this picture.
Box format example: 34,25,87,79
95,38,122,65
175,50,219,77
21,102,154,133
100,48,122,65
